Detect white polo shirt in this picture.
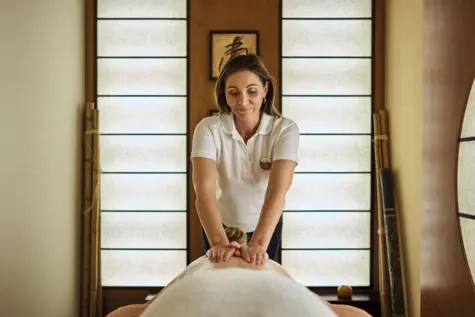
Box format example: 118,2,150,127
191,112,299,232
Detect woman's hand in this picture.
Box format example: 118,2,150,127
239,243,269,265
206,244,237,262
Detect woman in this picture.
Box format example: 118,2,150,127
191,54,299,265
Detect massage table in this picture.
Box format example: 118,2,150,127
107,298,372,317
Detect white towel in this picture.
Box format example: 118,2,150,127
140,267,337,317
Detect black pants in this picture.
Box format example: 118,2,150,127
201,217,283,260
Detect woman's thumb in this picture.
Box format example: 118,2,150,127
228,241,241,249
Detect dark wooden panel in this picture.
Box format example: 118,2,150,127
85,0,95,103
102,288,161,317
374,0,386,113
188,0,280,262
422,0,475,316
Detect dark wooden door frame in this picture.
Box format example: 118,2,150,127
422,1,475,316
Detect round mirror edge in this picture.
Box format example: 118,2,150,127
457,77,475,291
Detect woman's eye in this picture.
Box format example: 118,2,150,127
248,90,257,95
229,91,239,96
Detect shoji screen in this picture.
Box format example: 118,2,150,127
96,0,189,287
280,0,373,287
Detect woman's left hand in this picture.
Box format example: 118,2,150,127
239,243,269,265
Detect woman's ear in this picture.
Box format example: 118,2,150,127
264,81,269,95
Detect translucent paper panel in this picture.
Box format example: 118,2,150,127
460,218,475,282
282,97,371,133
458,142,475,216
282,0,372,18
282,212,370,248
461,80,475,138
101,212,186,248
283,20,371,57
101,174,186,210
285,174,371,210
297,135,371,172
98,0,186,18
281,251,370,286
282,59,371,95
100,136,186,172
98,97,186,134
102,250,186,286
98,21,186,57
98,59,186,95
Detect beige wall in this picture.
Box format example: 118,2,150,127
385,0,423,317
0,1,84,317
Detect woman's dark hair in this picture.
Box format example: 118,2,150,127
214,54,280,116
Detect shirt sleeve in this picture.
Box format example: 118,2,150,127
272,121,300,163
191,119,217,161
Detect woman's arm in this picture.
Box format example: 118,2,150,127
249,121,300,253
192,157,228,247
251,159,296,249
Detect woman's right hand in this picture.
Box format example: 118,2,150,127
206,244,237,262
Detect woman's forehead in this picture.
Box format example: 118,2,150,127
226,70,262,88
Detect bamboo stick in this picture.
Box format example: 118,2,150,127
379,110,390,168
81,103,102,317
82,102,94,317
373,112,391,317
90,104,102,317
378,109,391,314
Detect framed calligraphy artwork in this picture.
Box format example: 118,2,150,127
209,30,260,80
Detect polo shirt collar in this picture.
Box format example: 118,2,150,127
221,112,273,138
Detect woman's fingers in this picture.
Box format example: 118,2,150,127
218,251,224,262
240,244,268,265
250,252,257,265
228,241,241,249
211,250,217,262
209,245,241,262
240,247,251,262
255,253,262,265
213,250,221,263
223,247,234,261
208,245,269,263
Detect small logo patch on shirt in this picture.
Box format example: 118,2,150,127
260,158,272,170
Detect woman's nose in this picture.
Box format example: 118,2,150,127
238,92,249,104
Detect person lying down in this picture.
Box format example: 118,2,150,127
107,227,372,317
140,226,336,317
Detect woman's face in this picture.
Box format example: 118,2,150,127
225,70,268,122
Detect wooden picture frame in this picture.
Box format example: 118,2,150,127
209,30,259,80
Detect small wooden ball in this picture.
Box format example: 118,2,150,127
337,285,353,298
